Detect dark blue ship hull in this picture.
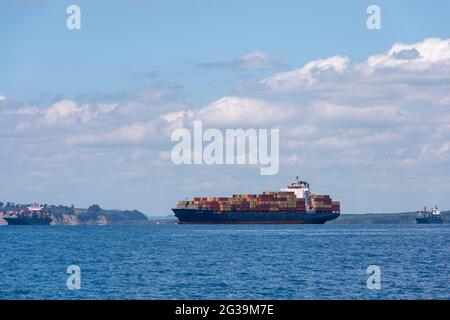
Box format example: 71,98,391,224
416,216,444,224
4,217,52,225
173,208,339,224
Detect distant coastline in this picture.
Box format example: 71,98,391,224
1,201,448,225
0,202,151,225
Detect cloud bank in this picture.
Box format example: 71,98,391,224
3,38,450,213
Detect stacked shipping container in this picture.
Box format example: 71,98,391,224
178,191,340,214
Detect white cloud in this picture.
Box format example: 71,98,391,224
437,142,450,155
0,95,6,104
66,121,157,146
255,38,450,112
1,100,120,129
260,56,349,91
109,122,156,142
237,51,282,69
41,100,93,126
361,38,450,74
1,105,40,117
17,106,40,116
159,96,295,127
197,96,294,126
420,141,450,161
160,110,193,124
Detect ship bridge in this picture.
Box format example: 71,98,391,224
280,177,311,199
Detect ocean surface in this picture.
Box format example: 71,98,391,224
0,224,448,300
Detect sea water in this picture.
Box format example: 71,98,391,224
0,224,448,299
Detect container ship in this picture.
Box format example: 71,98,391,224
2,204,52,225
173,178,340,224
416,206,444,224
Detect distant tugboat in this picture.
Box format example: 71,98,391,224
2,204,52,225
416,206,444,224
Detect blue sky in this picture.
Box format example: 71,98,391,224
2,0,450,101
1,0,450,215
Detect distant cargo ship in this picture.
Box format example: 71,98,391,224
2,204,52,225
173,178,340,224
416,206,444,224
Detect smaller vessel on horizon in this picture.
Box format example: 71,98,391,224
2,204,52,225
416,206,444,224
